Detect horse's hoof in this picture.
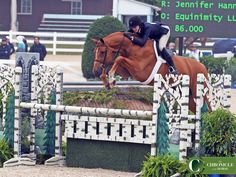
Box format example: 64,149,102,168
109,83,114,89
108,80,116,89
105,83,111,90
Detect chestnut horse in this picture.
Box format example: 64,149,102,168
92,32,209,113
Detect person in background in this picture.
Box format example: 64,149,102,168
188,44,200,62
167,42,176,55
16,35,26,52
6,36,15,55
23,37,28,52
0,37,11,59
29,36,47,61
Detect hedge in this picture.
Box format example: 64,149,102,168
200,56,236,84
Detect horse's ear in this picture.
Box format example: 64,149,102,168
100,38,105,44
91,38,104,46
91,38,99,44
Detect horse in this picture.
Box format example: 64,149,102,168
92,32,209,113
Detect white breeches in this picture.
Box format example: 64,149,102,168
159,25,170,51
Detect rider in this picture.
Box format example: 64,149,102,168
124,16,178,74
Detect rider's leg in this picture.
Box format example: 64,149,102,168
159,26,178,74
161,48,178,74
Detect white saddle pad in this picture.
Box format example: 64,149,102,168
140,41,166,85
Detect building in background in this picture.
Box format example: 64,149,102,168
0,0,159,32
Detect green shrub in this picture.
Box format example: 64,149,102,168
141,155,181,177
21,117,30,139
200,56,227,74
126,87,153,104
200,109,236,156
21,138,30,154
178,162,208,177
21,117,31,154
0,139,13,167
141,154,208,177
82,16,126,79
225,57,236,84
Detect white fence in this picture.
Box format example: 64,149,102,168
214,51,235,60
0,30,87,55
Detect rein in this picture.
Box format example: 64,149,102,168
111,35,125,61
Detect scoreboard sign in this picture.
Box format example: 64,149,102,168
160,0,236,37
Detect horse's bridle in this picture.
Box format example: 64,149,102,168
94,36,125,69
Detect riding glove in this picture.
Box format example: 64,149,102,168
124,33,134,41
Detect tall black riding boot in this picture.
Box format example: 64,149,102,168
161,48,178,74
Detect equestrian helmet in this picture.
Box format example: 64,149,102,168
129,16,142,28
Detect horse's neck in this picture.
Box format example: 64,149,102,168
107,34,156,63
125,41,155,61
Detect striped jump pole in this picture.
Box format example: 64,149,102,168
19,102,153,118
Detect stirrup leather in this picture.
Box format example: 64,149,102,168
168,66,178,75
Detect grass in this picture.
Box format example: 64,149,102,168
63,87,153,106
63,87,153,120
63,88,119,105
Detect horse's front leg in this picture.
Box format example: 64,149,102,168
100,68,110,89
108,56,132,88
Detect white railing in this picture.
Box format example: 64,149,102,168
0,30,87,55
214,50,235,61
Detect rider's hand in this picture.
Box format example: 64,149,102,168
124,32,134,41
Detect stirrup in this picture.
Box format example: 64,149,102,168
168,66,179,75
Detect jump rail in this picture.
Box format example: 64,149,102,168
0,62,231,168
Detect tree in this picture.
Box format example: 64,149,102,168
136,0,160,6
43,91,56,155
3,91,15,149
157,102,169,155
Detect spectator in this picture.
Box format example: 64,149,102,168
29,36,47,61
167,42,176,55
188,44,200,62
0,37,11,59
23,37,28,52
16,35,26,52
6,36,15,55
